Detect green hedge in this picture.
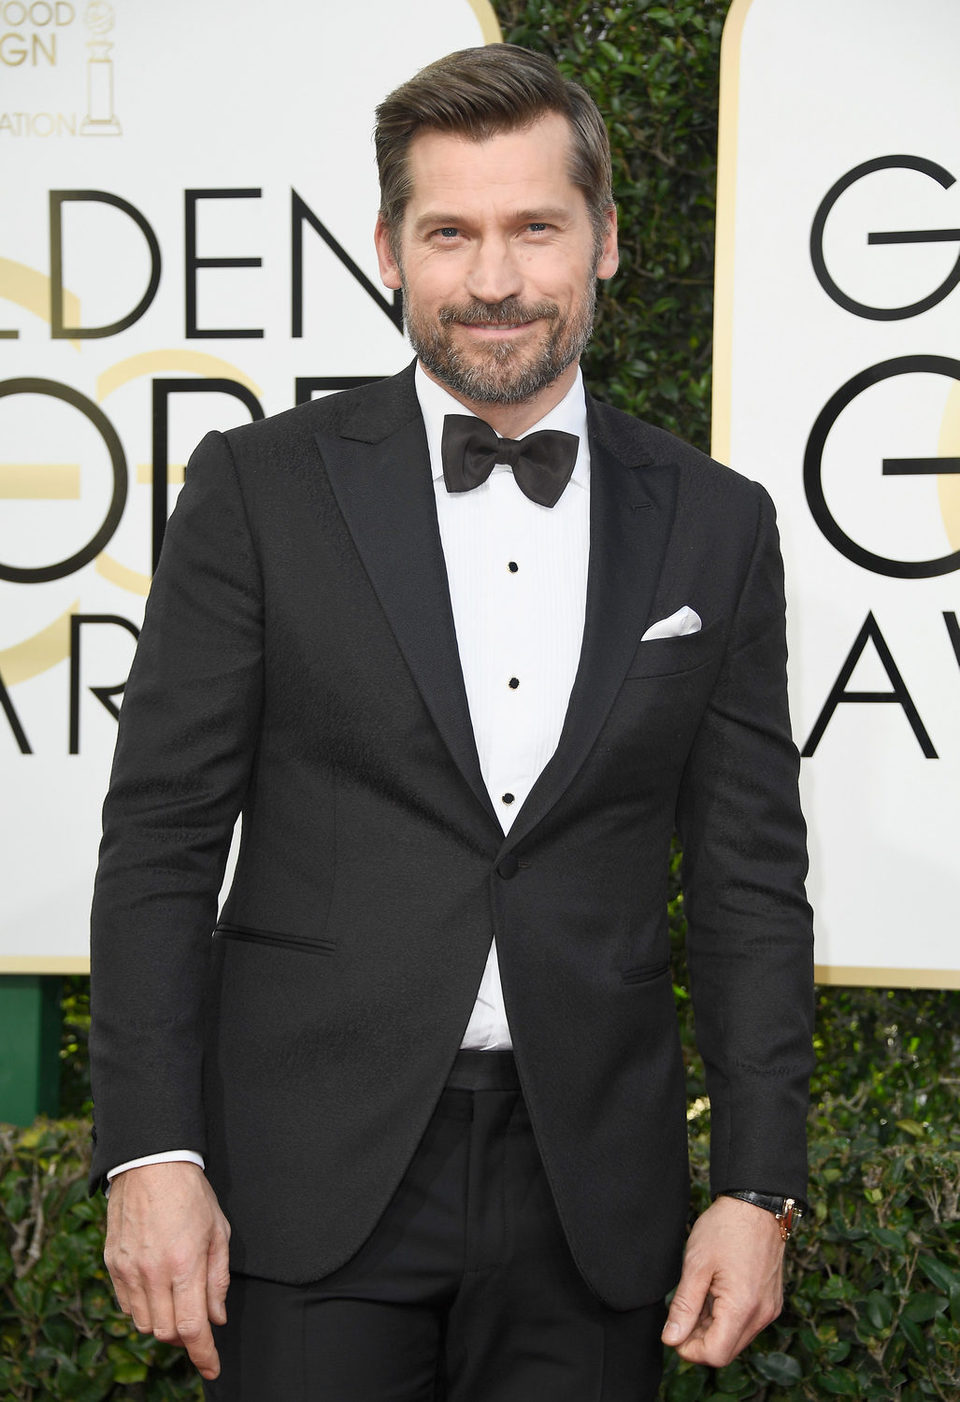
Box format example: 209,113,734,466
668,1134,960,1400
500,0,726,445
2,1119,957,1400
0,1121,201,1402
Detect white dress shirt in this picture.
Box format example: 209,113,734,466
418,364,590,1048
108,364,591,1177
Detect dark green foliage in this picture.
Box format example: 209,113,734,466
0,1121,201,1400
499,0,727,446
8,4,955,1397
663,1134,960,1400
59,977,92,1119
2,1119,956,1400
811,985,960,1152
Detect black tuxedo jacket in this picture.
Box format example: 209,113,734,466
89,363,814,1309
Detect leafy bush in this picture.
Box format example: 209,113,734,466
663,1134,960,1401
0,1121,201,1401
2,1119,956,1400
501,0,726,446
0,1122,201,1401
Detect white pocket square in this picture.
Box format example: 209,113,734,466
640,606,702,642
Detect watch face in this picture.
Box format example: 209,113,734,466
777,1199,802,1239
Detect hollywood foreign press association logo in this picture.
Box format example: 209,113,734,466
0,0,121,139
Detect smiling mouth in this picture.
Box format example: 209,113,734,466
458,320,535,334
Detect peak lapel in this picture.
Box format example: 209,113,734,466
315,398,499,831
500,404,679,854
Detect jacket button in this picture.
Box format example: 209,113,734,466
497,854,519,879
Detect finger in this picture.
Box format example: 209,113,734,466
139,1269,184,1346
173,1276,222,1380
662,1276,711,1347
110,1277,132,1316
676,1298,748,1368
104,1243,133,1316
206,1228,231,1326
123,1281,154,1335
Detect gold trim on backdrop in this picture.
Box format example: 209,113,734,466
3,958,956,985
98,351,262,403
95,553,151,596
467,0,502,43
0,957,91,974
136,463,186,485
711,0,755,466
0,257,82,349
90,352,261,600
937,382,960,548
0,603,78,685
815,965,960,990
0,465,81,500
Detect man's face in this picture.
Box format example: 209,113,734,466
375,112,618,409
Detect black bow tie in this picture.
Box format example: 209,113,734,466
440,414,579,508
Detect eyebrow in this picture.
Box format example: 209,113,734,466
411,206,574,235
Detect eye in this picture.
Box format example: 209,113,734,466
527,222,548,233
437,227,460,239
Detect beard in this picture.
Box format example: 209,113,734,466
402,282,598,406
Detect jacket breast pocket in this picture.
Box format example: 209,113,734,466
624,618,723,680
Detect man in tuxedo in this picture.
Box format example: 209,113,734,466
90,43,814,1402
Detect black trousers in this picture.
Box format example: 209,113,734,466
205,1052,665,1401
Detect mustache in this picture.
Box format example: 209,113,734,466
438,298,560,327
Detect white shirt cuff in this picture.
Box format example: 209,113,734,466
107,1149,205,1179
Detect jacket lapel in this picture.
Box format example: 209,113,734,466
500,398,679,854
313,368,680,849
314,369,499,830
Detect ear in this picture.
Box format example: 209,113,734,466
374,214,402,291
595,205,619,281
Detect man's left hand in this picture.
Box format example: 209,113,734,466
660,1194,785,1366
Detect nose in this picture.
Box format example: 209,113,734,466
463,236,523,307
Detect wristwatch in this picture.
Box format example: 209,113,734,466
720,1190,806,1241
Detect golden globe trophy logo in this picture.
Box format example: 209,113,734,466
80,1,122,136
0,0,501,970
715,0,960,988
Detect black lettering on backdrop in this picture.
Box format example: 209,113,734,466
184,189,264,339
810,155,960,321
50,190,162,338
804,355,960,579
7,184,401,752
0,667,31,753
0,378,128,583
69,614,140,754
945,611,960,667
802,612,937,758
150,378,264,570
24,186,405,341
294,375,384,405
291,189,403,337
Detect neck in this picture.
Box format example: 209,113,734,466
420,360,579,438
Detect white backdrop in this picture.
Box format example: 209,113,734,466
714,0,960,986
0,0,500,969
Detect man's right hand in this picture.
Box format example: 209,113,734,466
103,1161,231,1381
